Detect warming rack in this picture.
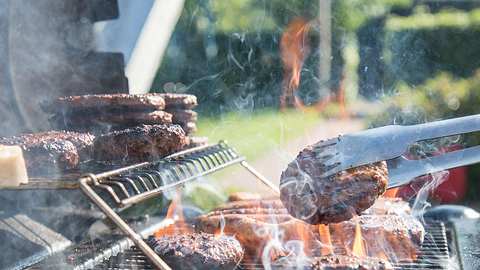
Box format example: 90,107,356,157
78,141,280,270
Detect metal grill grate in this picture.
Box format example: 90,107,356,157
80,141,277,208
63,221,452,270
77,141,280,270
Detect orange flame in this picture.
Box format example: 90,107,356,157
351,221,366,257
383,188,400,198
294,220,314,254
154,190,192,238
280,17,311,109
336,74,349,119
318,224,334,255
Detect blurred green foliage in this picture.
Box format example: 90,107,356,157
370,71,480,127
370,71,480,202
387,8,480,29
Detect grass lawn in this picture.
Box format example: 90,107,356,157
196,109,323,161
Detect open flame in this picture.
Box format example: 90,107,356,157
318,224,333,255
280,17,311,110
154,190,192,237
383,188,400,198
351,221,366,257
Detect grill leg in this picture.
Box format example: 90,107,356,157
79,175,172,270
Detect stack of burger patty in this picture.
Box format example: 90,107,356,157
0,93,206,176
44,93,198,135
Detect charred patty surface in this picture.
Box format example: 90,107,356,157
159,93,198,110
148,233,243,270
45,93,166,112
0,131,94,174
280,143,388,224
93,124,188,163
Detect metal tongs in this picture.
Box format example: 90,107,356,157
317,114,480,188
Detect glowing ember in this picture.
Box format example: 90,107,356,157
318,224,334,256
351,221,366,257
154,191,192,237
280,17,311,109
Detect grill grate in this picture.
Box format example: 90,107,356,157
77,141,279,270
80,141,277,208
69,221,451,270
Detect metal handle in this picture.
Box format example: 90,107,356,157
409,114,480,142
387,145,480,188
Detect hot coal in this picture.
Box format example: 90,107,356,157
330,215,424,262
280,142,388,224
93,124,188,163
272,255,393,270
0,131,94,174
147,233,243,270
159,93,197,110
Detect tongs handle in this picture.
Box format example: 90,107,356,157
388,145,480,188
408,114,480,142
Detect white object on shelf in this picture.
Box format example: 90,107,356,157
0,145,28,187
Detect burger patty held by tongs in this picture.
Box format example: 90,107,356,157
280,115,480,224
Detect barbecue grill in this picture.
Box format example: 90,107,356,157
1,141,477,270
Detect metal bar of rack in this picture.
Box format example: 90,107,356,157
78,141,279,270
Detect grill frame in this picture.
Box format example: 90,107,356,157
78,141,279,270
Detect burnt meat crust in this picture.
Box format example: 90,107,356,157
166,109,198,124
159,93,197,109
273,255,393,270
0,131,94,174
148,233,243,270
93,124,188,163
44,93,166,112
280,143,388,224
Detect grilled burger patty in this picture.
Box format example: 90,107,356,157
273,255,393,270
195,199,317,263
166,109,198,124
45,93,166,112
330,215,424,262
280,143,388,224
148,233,243,270
0,131,94,174
51,110,173,133
159,93,198,110
93,124,188,163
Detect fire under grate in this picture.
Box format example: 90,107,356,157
46,221,452,270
